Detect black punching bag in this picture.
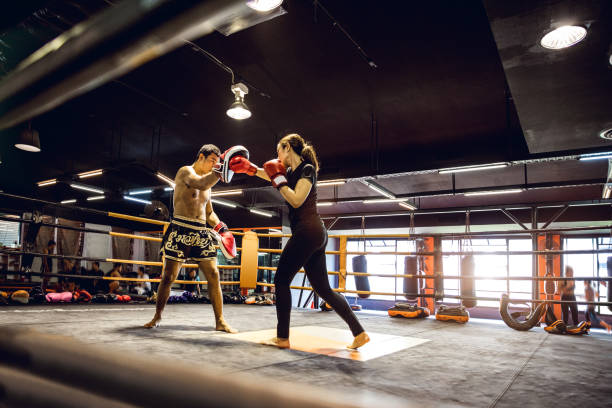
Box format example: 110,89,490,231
352,255,370,299
608,257,612,312
460,255,476,308
404,256,419,301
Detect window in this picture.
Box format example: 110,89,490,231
0,218,20,248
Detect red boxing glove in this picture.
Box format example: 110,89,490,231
229,156,257,176
213,221,237,259
263,159,288,189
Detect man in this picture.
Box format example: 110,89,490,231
41,239,56,289
82,261,104,294
133,266,152,296
144,144,243,333
108,263,124,294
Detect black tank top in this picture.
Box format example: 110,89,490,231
286,161,318,227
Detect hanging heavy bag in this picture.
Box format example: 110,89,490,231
352,255,370,299
404,256,419,301
460,255,476,308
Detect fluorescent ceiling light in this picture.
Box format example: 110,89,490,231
317,202,334,206
464,189,523,197
78,169,103,179
156,172,175,188
60,199,76,204
129,189,152,195
211,199,237,208
249,208,273,217
71,183,104,194
364,181,395,199
246,0,283,12
363,198,408,204
87,195,105,201
438,162,509,174
399,202,417,210
317,179,346,187
164,187,174,191
540,25,587,50
269,229,282,234
124,195,151,205
212,189,242,196
579,152,612,161
37,178,57,187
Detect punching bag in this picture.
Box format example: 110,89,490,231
352,255,370,299
404,256,419,301
460,255,476,308
608,257,612,312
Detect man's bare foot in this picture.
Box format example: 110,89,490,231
216,319,238,334
347,332,370,349
261,337,290,349
144,317,161,329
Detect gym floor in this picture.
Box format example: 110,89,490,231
1,304,610,407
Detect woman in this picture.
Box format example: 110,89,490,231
557,266,579,326
230,133,369,349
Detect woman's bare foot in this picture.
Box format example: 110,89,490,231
602,322,611,334
216,319,238,334
261,337,290,349
347,332,370,349
144,317,161,328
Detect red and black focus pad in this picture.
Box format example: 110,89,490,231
213,145,249,183
212,221,237,259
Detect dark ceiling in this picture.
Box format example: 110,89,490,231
0,0,610,230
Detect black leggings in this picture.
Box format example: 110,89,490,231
274,219,364,339
561,294,578,326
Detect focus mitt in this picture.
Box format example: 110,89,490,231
213,145,249,183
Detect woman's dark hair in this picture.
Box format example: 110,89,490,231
279,133,319,173
196,144,221,161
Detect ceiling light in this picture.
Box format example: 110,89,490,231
540,25,587,50
464,188,523,197
124,196,152,205
317,179,346,186
438,162,509,174
15,126,41,152
78,169,103,179
60,199,76,204
246,0,283,12
211,199,237,208
212,189,243,196
129,189,152,195
71,183,104,194
399,202,417,210
579,152,612,161
164,187,174,191
226,82,251,120
599,128,612,140
317,202,334,206
363,198,407,204
364,181,395,199
156,172,176,188
37,178,57,187
249,208,273,217
87,195,105,201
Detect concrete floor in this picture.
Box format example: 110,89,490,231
1,303,611,407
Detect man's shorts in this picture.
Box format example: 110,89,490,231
160,215,218,262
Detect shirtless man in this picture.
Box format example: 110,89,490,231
144,144,243,333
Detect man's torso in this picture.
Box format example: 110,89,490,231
172,166,210,221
